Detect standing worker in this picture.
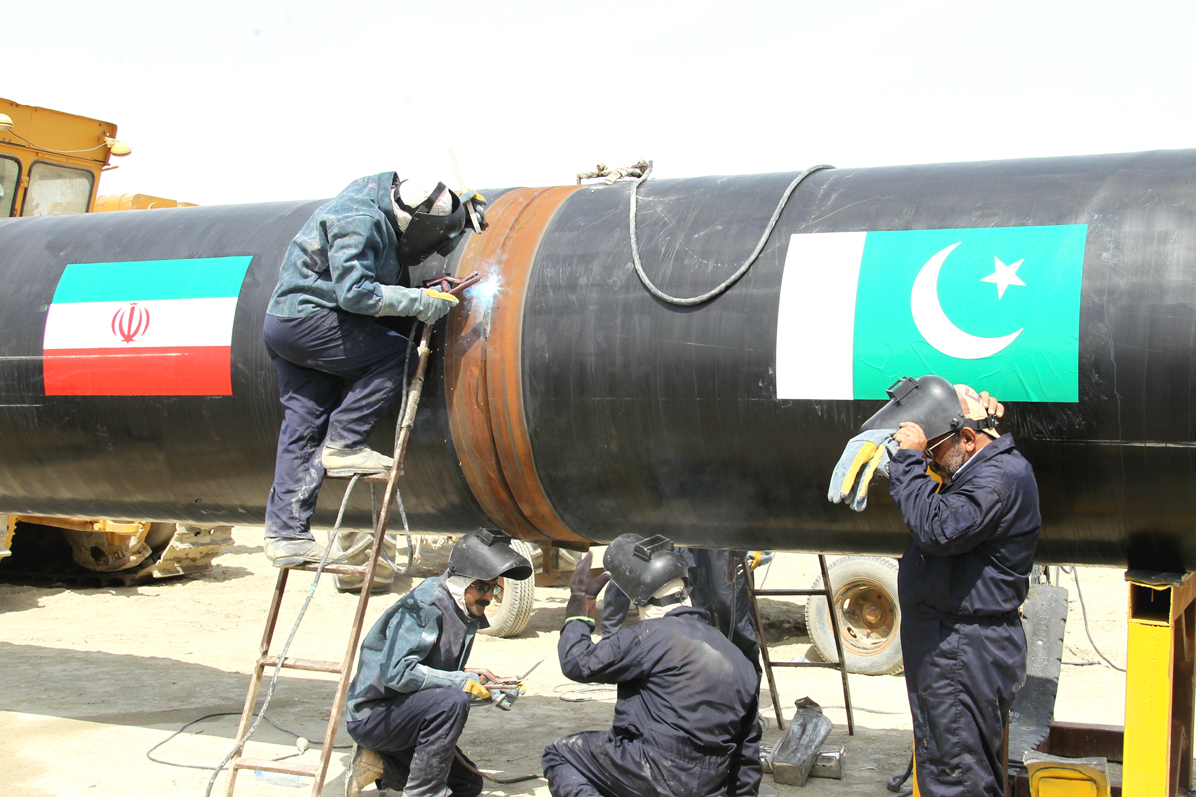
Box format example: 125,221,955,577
861,376,1038,796
543,534,762,797
343,527,532,797
600,547,760,673
261,172,485,567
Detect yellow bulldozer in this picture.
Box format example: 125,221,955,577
0,97,227,585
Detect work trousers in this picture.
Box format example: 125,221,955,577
262,309,412,540
542,730,730,797
346,688,482,797
902,613,1024,797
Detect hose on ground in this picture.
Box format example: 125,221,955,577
628,162,833,306
453,749,544,785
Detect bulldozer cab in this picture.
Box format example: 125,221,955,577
0,97,124,217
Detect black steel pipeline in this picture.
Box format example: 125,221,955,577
0,150,1193,569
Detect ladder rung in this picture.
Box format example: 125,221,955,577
753,588,827,597
323,471,391,483
233,759,318,777
259,655,344,674
768,660,844,669
291,563,370,576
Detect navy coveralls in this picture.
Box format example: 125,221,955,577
345,576,487,797
544,607,762,797
600,548,761,673
888,435,1040,797
262,172,417,541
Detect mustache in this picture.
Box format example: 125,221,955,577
474,599,490,607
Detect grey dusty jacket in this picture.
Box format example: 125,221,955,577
267,172,421,319
345,576,487,724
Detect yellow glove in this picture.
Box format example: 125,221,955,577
423,289,460,305
854,444,888,498
839,441,880,498
462,678,491,700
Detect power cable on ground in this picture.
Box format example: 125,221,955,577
146,711,351,771
628,163,833,306
1059,566,1126,672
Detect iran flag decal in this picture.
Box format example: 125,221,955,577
42,256,253,396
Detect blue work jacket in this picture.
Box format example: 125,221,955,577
889,434,1041,620
267,171,413,319
346,576,482,724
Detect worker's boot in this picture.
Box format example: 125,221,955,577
345,744,385,797
322,446,395,477
264,538,343,569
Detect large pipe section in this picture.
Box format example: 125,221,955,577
0,150,1194,569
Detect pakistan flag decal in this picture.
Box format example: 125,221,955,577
775,225,1088,402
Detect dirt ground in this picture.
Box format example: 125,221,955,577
0,528,1131,797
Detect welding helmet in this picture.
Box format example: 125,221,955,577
393,179,468,267
861,375,996,441
446,528,533,581
603,533,689,607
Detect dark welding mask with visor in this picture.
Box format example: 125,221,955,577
446,527,533,582
603,533,690,607
860,375,996,441
395,181,475,267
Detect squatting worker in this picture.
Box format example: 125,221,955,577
262,172,485,567
600,547,760,676
343,528,532,797
543,533,762,797
861,375,1040,797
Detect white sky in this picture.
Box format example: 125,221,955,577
9,1,1194,206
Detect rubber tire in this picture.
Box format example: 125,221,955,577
480,538,537,638
805,556,904,676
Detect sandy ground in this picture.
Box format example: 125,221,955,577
0,528,1131,797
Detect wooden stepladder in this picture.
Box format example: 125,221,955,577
223,273,480,797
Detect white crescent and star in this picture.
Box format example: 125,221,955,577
910,242,1025,360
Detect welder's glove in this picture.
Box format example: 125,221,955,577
828,429,899,512
565,552,611,624
463,674,491,701
377,285,459,324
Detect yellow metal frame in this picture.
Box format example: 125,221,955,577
1122,571,1196,795
0,97,117,216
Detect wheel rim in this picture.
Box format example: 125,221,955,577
832,578,898,658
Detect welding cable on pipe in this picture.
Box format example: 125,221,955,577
628,160,833,306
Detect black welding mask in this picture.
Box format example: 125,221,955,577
603,533,689,607
395,181,468,267
861,375,995,440
446,528,533,581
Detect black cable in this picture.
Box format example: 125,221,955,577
453,749,544,785
146,711,351,771
1059,566,1126,672
887,753,913,792
628,163,833,306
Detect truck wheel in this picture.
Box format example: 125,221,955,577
805,556,903,675
481,539,537,638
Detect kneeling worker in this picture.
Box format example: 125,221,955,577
543,533,762,797
343,528,532,797
862,376,1039,797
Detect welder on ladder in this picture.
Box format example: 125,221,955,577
260,172,485,567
